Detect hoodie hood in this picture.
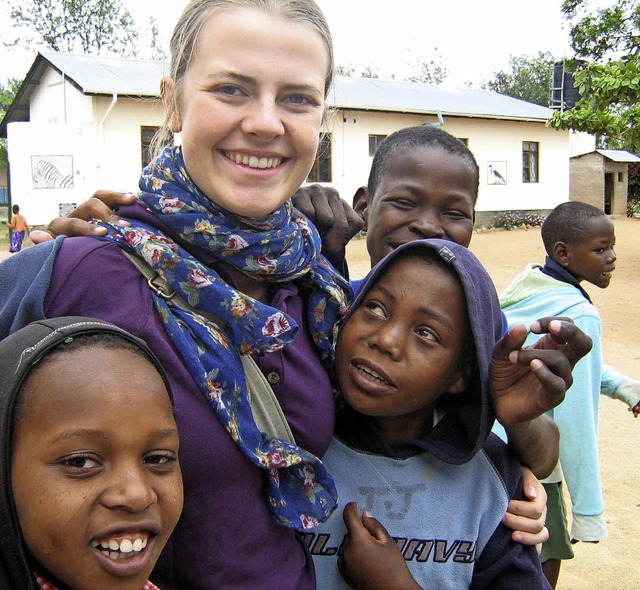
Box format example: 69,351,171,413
337,239,504,465
0,317,173,590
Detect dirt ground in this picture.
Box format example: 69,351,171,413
2,219,638,589
347,217,640,590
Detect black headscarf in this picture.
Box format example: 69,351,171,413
0,317,172,590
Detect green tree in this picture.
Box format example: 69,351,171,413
147,16,167,62
549,0,640,153
335,65,356,77
405,48,449,85
8,0,138,57
483,52,555,106
0,78,22,171
360,66,379,79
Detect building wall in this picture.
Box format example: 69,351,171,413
321,109,570,220
8,63,572,226
7,121,97,225
570,153,605,208
604,160,629,216
7,75,165,225
30,68,94,125
570,153,629,216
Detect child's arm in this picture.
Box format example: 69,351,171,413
30,185,365,265
473,469,552,589
338,502,423,590
601,365,640,417
29,191,138,243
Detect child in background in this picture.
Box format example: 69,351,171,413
3,204,30,253
500,201,640,588
307,239,550,589
0,316,183,590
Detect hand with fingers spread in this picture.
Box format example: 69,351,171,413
491,317,592,426
338,502,422,590
29,191,138,243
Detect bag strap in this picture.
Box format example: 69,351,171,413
121,249,296,444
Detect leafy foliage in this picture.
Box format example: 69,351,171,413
548,1,640,153
483,52,555,106
405,48,449,85
8,0,138,57
147,16,167,62
491,211,545,231
629,163,640,200
0,78,22,170
335,65,356,77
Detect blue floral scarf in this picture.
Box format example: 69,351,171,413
98,146,352,529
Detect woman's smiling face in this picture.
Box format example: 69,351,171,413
168,7,329,219
11,345,183,590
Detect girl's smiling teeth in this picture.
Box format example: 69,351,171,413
356,363,391,386
223,151,283,169
91,533,150,560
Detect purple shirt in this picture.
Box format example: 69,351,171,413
45,237,336,590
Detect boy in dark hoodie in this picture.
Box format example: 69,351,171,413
306,239,550,589
0,317,183,590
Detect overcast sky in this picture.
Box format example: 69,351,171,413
0,0,616,87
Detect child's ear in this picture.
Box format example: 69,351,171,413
553,241,571,267
448,359,475,395
352,186,370,231
160,76,182,133
447,372,468,395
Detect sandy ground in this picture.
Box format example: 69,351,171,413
2,219,638,589
347,217,640,590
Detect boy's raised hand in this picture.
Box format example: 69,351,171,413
339,502,422,590
292,184,364,255
490,317,592,425
30,191,136,243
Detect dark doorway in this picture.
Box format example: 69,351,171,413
604,173,614,214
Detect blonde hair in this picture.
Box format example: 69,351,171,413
152,0,334,157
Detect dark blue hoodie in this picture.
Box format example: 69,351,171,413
307,239,550,590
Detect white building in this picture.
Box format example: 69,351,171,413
1,52,571,226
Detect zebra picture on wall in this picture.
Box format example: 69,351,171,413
32,155,74,189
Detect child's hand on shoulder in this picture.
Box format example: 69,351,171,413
338,502,423,590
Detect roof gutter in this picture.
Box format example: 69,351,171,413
100,93,118,126
98,93,118,181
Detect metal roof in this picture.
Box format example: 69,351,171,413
1,51,554,137
329,75,553,121
596,149,640,163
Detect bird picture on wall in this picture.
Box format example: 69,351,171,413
488,162,507,185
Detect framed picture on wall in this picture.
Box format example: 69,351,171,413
31,155,74,189
487,161,507,185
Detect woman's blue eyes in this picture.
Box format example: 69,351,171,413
287,94,312,106
218,86,242,97
214,86,314,107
